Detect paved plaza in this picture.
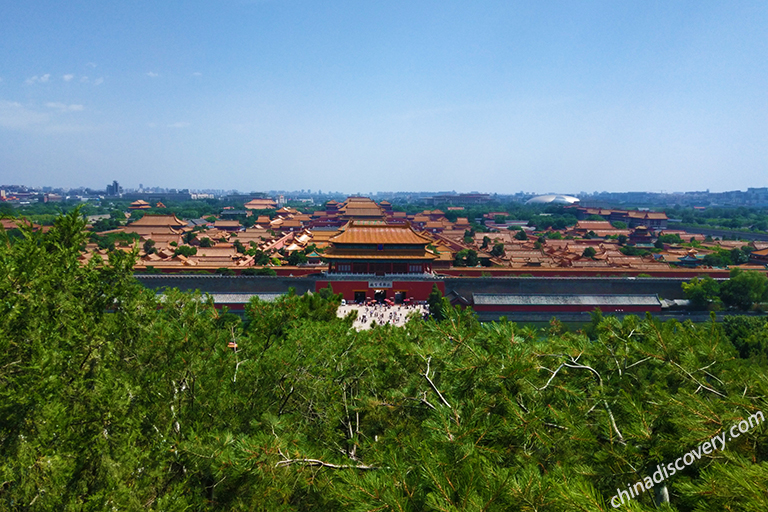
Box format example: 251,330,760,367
337,303,429,330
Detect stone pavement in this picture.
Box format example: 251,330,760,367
337,303,429,331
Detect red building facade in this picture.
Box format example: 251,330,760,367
324,221,437,276
320,220,441,302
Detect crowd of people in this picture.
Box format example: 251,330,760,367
337,302,430,330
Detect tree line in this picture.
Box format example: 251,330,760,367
682,269,768,310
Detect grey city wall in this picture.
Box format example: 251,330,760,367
677,226,768,241
135,275,316,295
136,275,693,300
443,277,691,300
473,311,747,323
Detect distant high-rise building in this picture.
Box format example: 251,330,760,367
106,180,121,196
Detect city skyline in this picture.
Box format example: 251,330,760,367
4,180,768,207
1,1,766,193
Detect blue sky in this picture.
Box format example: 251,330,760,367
1,1,765,194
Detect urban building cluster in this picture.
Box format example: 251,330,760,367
579,188,768,208
3,182,768,208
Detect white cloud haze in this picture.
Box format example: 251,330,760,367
45,102,85,112
25,74,51,85
0,101,49,129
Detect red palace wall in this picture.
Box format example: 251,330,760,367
212,298,659,314
213,303,247,312
316,280,445,302
215,300,660,314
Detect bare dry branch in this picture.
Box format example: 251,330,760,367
537,357,626,444
537,363,565,391
671,361,726,397
275,458,380,470
625,357,652,369
604,400,626,445
423,356,452,409
563,362,603,387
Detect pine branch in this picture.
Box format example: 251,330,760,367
275,458,380,470
563,362,603,387
603,400,625,445
536,356,625,444
423,356,452,409
536,363,565,391
670,360,726,397
625,356,652,369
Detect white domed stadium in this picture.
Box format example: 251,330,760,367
525,194,580,205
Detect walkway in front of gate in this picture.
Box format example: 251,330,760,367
337,303,429,331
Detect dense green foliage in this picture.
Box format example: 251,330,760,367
174,245,198,257
667,206,768,232
427,284,450,322
720,268,768,310
8,198,259,222
657,234,684,244
1,211,767,511
143,239,157,255
681,276,721,309
287,251,308,266
620,246,654,257
453,249,479,268
242,267,277,276
90,213,125,232
698,246,752,268
682,269,768,311
722,316,768,361
245,246,272,265
527,212,578,231
89,230,141,251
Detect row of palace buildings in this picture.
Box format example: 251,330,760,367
82,196,767,306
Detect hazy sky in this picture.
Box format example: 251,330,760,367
1,1,766,194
